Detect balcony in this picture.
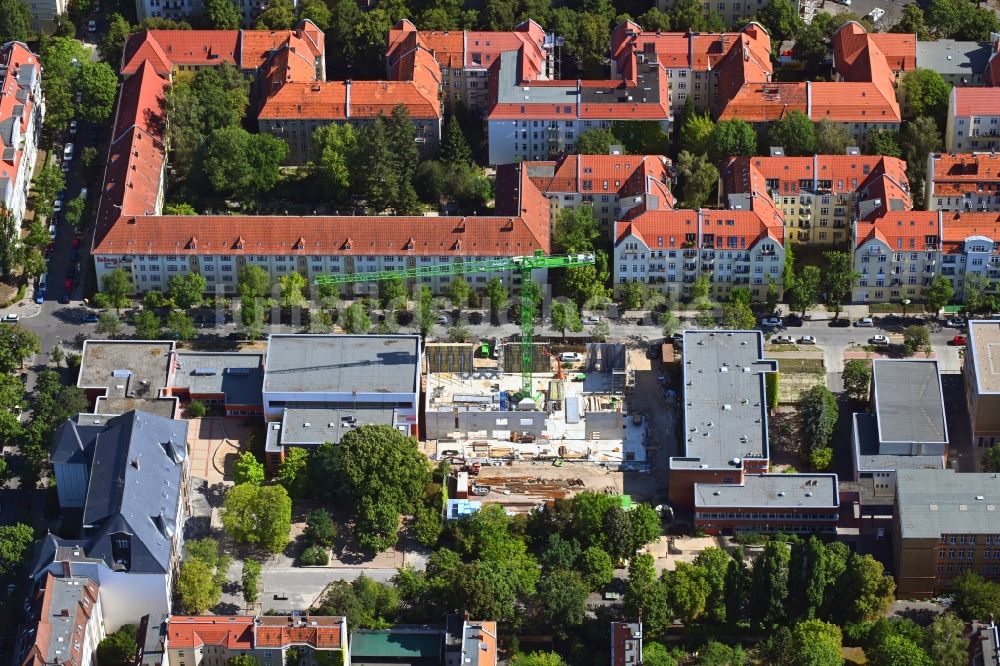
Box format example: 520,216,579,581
684,263,697,271
682,250,697,259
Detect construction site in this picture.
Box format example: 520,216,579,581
423,341,646,468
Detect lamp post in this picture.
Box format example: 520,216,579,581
902,298,911,318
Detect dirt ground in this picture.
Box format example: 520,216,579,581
186,417,259,485
462,461,624,512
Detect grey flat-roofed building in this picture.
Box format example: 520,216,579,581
264,407,399,455
675,330,775,469
964,321,1000,447
853,413,945,475
872,359,948,447
916,40,992,86
694,473,840,535
895,468,1000,539
78,341,177,417
168,351,264,413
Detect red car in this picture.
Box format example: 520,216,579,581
64,278,73,291
71,237,81,249
951,335,967,346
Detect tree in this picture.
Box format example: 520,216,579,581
725,550,751,625
77,61,118,123
238,264,271,298
203,126,289,198
680,113,715,157
721,294,755,330
386,105,420,213
665,561,710,624
923,613,966,666
552,205,600,254
99,13,133,68
670,0,725,32
965,273,993,313
769,111,816,156
983,443,1000,472
178,557,222,613
240,559,262,607
303,508,337,548
278,271,307,309
756,0,804,51
823,250,859,318
902,69,951,127
902,325,931,356
836,553,895,623
440,115,471,166
202,0,242,28
893,3,931,39
793,22,828,73
484,278,508,321
693,547,732,623
709,119,757,163
341,302,372,334
749,540,789,630
221,483,293,553
575,127,615,155
255,0,295,28
842,359,872,403
96,625,137,666
867,128,903,158
447,323,471,342
0,206,19,279
620,283,646,311
444,277,470,308
311,123,358,204
233,451,265,486
952,571,1000,620
64,196,86,229
788,265,821,317
814,119,852,155
867,634,932,666
130,309,160,340
510,653,567,666
316,425,430,551
277,447,310,497
100,268,134,312
0,324,40,373
901,116,942,207
168,272,207,309
536,570,588,638
696,642,746,666
166,311,197,341
318,575,398,629
924,276,954,316
624,553,670,635
551,300,582,340
677,150,719,208
0,523,34,576
95,311,124,339
0,0,30,44
580,546,614,590
799,383,838,452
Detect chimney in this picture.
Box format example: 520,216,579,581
61,560,72,577
60,608,70,617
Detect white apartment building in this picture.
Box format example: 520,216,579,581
612,208,786,302
0,42,44,230
926,152,1000,212
946,88,1000,153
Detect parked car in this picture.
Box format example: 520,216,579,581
47,223,57,240
785,314,803,327
434,315,449,325
869,335,890,346
772,335,794,344
64,278,73,291
87,19,97,31
63,143,74,161
69,119,77,135
83,312,99,323
944,317,966,328
582,315,601,325
867,7,885,22
1,314,19,323
798,335,817,345
855,317,874,327
71,237,81,249
53,195,63,213
761,316,782,327
951,335,968,346
559,352,583,362
828,318,851,327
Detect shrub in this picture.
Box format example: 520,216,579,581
301,545,329,566
188,400,207,417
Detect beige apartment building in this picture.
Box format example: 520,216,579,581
964,320,1000,450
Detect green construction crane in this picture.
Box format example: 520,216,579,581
314,250,596,397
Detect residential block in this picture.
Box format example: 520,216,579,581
0,42,44,232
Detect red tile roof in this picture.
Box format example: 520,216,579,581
0,42,41,186
739,155,888,194
929,152,1000,197
940,211,1000,253
809,81,900,123
258,80,440,120
870,33,917,72
988,44,1000,86
952,87,1000,116
254,616,344,649
856,212,940,250
523,154,673,207
167,616,255,650
718,82,807,122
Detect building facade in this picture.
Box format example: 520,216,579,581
947,88,1000,153
926,152,1000,212
893,468,1000,598
694,474,840,535
963,321,1000,450
18,573,104,666
26,0,68,35
0,42,44,231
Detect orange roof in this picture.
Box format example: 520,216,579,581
953,87,1000,116
716,28,774,111
240,22,324,71
609,21,772,77
988,45,1000,86
167,616,255,650
470,621,497,665
738,155,893,194
718,82,807,122
258,80,440,120
929,152,1000,197
523,154,673,205
615,208,782,248
809,81,900,123
122,30,240,75
0,42,42,185
254,616,343,649
856,212,939,250
870,33,917,72
941,211,1000,252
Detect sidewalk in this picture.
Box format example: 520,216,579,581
663,304,873,321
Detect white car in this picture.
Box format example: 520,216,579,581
798,335,817,345
867,7,885,22
761,316,783,327
855,317,874,327
870,335,890,346
53,196,63,213
945,317,966,328
69,120,77,135
87,19,97,32
583,315,602,325
773,335,794,344
63,143,74,161
559,352,583,362
48,223,57,240
434,315,449,325
1,314,19,323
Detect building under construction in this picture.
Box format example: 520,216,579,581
424,342,645,467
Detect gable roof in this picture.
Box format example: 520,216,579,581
167,617,255,650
